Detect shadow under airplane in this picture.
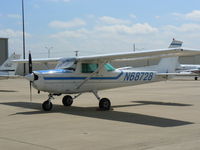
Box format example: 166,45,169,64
133,101,193,106
112,100,192,108
0,101,193,127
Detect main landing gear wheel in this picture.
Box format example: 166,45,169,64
194,77,198,80
99,98,111,111
62,95,73,106
42,100,53,111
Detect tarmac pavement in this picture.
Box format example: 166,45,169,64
0,78,200,150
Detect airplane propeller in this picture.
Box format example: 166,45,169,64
25,52,39,102
28,51,32,74
28,51,32,102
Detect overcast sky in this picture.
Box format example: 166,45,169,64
1,0,200,58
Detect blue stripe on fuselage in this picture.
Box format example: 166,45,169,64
43,71,123,80
36,69,73,74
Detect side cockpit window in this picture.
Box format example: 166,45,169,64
81,63,115,73
82,63,98,73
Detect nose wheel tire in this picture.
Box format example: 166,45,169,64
42,100,53,111
62,95,73,106
99,98,111,111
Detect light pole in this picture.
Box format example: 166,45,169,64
133,43,135,52
45,47,53,58
22,0,26,75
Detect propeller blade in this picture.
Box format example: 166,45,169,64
30,81,32,102
28,51,33,102
28,51,32,74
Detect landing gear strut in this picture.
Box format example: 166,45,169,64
92,91,111,111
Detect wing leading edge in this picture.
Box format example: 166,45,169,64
13,48,200,64
77,48,200,62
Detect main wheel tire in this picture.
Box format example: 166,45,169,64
99,98,111,111
42,100,53,111
194,77,198,80
62,95,73,106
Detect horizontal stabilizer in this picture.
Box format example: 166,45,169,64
157,72,197,76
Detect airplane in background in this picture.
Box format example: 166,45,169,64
176,64,200,80
0,53,20,79
169,38,200,80
14,48,200,111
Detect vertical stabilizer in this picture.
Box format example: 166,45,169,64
169,38,183,48
131,56,180,73
156,57,179,73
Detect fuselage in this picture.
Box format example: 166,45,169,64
30,68,162,94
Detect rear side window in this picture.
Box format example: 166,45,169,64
82,63,98,73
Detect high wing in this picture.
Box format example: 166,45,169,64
76,48,200,62
13,48,200,65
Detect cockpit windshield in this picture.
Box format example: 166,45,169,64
104,63,116,71
56,58,76,71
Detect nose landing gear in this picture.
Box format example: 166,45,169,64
42,94,54,111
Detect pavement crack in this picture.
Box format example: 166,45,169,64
0,136,57,150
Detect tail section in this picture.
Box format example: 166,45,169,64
0,53,21,71
133,57,180,73
156,57,179,73
146,38,183,73
147,38,183,73
168,38,183,48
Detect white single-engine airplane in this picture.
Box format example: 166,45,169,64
15,48,200,111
